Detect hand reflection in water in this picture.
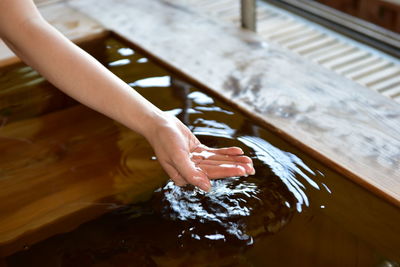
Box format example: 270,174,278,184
146,114,255,192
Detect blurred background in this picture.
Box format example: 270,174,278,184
316,0,400,33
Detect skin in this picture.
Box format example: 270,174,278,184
0,0,255,192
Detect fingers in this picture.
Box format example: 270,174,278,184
193,145,244,155
172,150,211,192
190,146,255,176
162,143,254,191
209,146,244,155
191,158,253,174
191,153,252,164
164,153,256,191
162,163,188,187
198,163,248,179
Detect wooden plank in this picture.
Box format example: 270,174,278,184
0,105,166,256
0,63,77,126
68,0,400,206
0,2,106,67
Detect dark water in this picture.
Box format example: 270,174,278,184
1,36,400,266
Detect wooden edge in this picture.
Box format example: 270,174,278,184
281,0,400,43
0,198,112,257
113,32,400,208
265,0,400,57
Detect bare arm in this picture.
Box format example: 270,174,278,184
0,0,255,191
0,0,160,136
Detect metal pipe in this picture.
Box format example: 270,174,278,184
241,0,256,31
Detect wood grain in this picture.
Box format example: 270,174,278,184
0,63,77,125
0,37,113,125
68,0,400,205
0,105,166,256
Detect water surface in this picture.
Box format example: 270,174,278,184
1,36,399,267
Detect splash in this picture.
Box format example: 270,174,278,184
238,136,319,212
151,135,324,244
155,179,261,245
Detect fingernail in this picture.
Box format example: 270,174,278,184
237,165,246,175
200,181,211,192
244,156,252,163
194,176,210,192
247,163,255,175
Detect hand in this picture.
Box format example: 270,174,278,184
145,113,255,191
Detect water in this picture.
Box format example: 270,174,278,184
1,36,399,266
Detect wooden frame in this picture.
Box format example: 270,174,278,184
265,0,400,58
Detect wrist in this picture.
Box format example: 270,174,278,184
129,108,167,141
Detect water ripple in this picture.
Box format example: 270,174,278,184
238,135,319,212
149,135,327,245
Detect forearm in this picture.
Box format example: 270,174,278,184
0,0,255,190
1,15,163,138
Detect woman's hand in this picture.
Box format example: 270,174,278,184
145,113,255,192
0,0,255,192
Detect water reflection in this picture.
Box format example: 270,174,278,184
192,119,236,137
108,58,131,67
3,37,398,267
157,179,260,245
136,58,148,63
149,133,326,244
117,47,134,56
109,53,331,243
129,76,171,88
238,135,319,212
96,41,331,246
187,91,214,105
